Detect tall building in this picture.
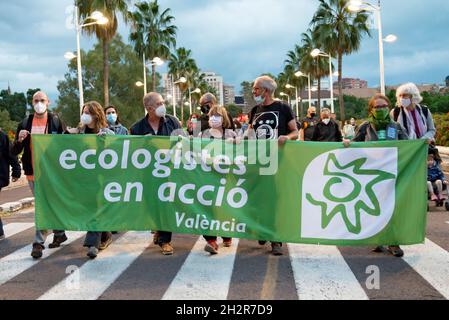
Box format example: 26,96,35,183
223,84,235,106
334,78,368,89
202,72,224,105
162,73,183,104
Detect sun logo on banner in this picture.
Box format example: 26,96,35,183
301,148,398,240
306,153,396,235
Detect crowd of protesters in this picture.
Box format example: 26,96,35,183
0,78,436,259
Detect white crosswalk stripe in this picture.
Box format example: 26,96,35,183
38,232,152,300
288,244,369,300
162,237,239,300
402,238,449,299
0,231,85,286
1,223,449,300
2,223,34,238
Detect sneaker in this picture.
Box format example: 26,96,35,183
271,242,283,256
160,242,173,255
99,236,112,250
258,240,267,246
48,234,68,249
222,238,232,248
0,234,5,241
372,246,384,253
87,246,99,259
204,240,219,254
388,245,404,258
31,243,44,259
431,194,438,201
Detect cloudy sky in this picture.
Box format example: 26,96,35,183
1,0,448,103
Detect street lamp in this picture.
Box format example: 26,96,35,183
295,71,312,112
188,88,201,115
348,0,397,95
142,57,164,95
174,77,187,121
285,84,300,118
280,92,291,106
135,81,144,87
72,6,108,117
311,49,334,114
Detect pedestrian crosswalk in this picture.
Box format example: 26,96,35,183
0,222,448,300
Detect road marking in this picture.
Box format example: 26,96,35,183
446,221,449,225
162,237,239,300
402,238,449,299
260,255,279,300
0,231,85,286
2,222,34,238
288,244,369,300
38,232,152,300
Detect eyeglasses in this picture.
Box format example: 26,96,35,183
33,99,46,103
374,104,389,109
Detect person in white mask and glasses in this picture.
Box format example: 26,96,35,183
391,82,435,143
130,92,182,256
11,91,68,259
311,108,343,142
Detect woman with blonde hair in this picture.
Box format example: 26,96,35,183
68,101,114,259
199,105,236,254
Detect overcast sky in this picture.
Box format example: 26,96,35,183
1,0,448,103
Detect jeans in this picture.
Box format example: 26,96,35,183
84,232,112,249
0,217,4,236
28,180,66,247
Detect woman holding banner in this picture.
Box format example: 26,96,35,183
199,105,236,254
68,101,115,259
344,93,408,257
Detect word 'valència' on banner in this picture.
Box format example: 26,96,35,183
33,135,428,246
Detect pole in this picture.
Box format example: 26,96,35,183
188,88,192,115
377,2,385,95
329,54,334,114
307,73,312,110
295,88,299,119
172,75,176,118
143,53,147,96
75,6,84,117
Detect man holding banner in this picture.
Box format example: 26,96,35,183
130,92,182,256
248,75,299,255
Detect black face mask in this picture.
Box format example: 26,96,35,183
310,113,316,118
201,104,210,114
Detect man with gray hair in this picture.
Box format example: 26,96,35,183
130,92,181,255
311,107,343,142
248,75,298,255
12,91,67,259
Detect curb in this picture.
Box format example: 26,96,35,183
0,197,35,215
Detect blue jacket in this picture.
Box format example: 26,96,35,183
428,162,445,182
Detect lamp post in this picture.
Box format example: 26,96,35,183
348,0,397,95
280,92,291,106
295,71,312,113
285,84,300,119
311,48,334,114
174,77,187,123
188,88,201,115
72,7,108,117
142,57,164,95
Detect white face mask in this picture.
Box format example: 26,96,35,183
155,105,167,118
322,118,331,125
254,93,265,105
34,102,47,114
400,98,412,108
209,115,223,128
81,114,93,126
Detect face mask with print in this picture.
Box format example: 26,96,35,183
34,102,47,114
400,98,412,108
81,114,93,126
209,115,223,129
106,114,117,125
322,118,330,125
155,105,167,118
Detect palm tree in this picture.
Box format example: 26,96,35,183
311,0,371,124
129,0,177,92
168,47,198,123
76,0,130,107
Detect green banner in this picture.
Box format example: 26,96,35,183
34,135,428,245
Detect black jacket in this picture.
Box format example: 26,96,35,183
130,114,181,136
0,131,21,189
11,113,65,176
311,120,343,142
